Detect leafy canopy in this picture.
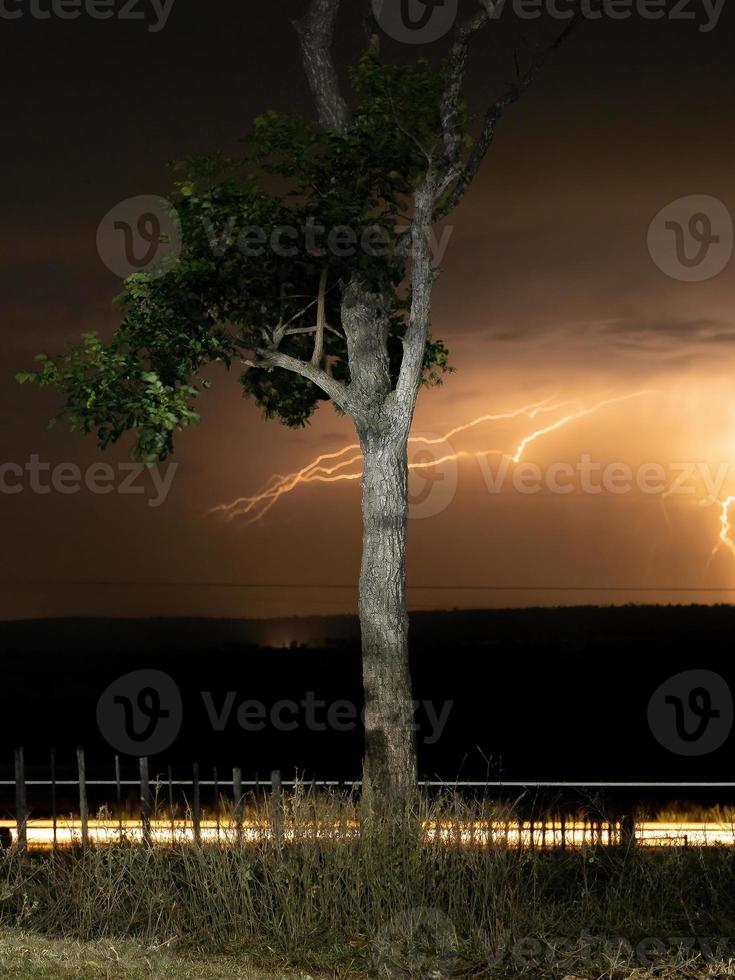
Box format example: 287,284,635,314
18,52,457,462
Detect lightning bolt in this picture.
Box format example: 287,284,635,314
711,496,735,563
663,487,735,576
511,393,646,464
211,391,650,525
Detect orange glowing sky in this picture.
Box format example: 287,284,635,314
2,6,734,620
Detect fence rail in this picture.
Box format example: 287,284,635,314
3,780,735,788
2,747,733,853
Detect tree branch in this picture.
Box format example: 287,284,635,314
435,14,582,221
284,323,342,338
440,8,491,167
251,348,353,414
294,0,350,135
311,268,328,366
394,181,436,414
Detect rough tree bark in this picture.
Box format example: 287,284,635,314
358,431,415,809
339,268,433,809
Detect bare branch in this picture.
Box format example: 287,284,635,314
284,323,342,338
294,0,350,135
389,90,434,164
273,296,319,347
253,348,354,414
435,14,582,221
311,268,328,366
440,8,490,167
394,181,436,412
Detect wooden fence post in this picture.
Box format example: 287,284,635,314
233,767,243,843
213,767,220,843
270,769,283,846
621,814,636,849
168,764,175,843
50,747,57,854
192,763,201,845
77,747,88,850
139,757,151,845
114,755,122,842
14,747,27,852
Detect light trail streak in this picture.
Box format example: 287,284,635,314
2,818,734,851
211,391,650,525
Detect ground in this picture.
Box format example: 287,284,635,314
2,930,735,980
0,929,339,980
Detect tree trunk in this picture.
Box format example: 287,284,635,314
359,428,417,813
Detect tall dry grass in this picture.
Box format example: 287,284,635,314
0,789,734,977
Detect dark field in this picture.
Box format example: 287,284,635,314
1,604,734,816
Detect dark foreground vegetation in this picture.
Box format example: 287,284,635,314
1,794,735,979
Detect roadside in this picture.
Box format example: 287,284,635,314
0,929,341,980
2,928,735,979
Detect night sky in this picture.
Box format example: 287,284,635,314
2,0,734,621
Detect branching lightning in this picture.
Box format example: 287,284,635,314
211,391,650,525
712,496,735,562
510,394,644,464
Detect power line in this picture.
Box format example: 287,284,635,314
2,581,735,593
1,780,733,788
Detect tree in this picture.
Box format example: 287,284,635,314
19,0,579,813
